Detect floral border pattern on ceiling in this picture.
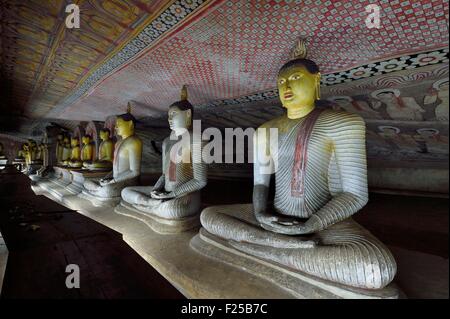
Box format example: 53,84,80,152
52,0,207,115
196,48,449,109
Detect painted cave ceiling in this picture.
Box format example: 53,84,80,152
0,0,449,168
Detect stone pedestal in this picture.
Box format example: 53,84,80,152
190,228,402,299
53,166,73,185
0,159,7,170
68,170,111,195
36,167,74,200
114,200,200,234
78,190,121,207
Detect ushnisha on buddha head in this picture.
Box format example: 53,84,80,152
168,85,194,136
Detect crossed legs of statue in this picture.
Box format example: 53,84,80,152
200,204,397,289
121,186,201,219
83,177,138,198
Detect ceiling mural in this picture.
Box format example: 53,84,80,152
0,0,171,118
42,0,449,122
0,0,448,175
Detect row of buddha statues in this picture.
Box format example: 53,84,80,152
30,40,398,295
11,139,46,173
55,127,114,170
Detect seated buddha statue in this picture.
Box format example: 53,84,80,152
68,137,82,168
25,140,39,164
78,135,95,167
199,40,397,290
121,86,207,220
14,143,27,168
60,136,72,166
83,107,142,199
83,128,114,170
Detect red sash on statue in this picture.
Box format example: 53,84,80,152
291,108,323,197
168,159,177,182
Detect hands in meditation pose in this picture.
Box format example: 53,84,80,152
121,86,207,219
199,40,396,289
83,107,142,199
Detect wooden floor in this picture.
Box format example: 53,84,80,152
1,168,448,299
0,167,183,299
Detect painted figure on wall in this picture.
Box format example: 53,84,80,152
414,128,449,155
377,126,421,153
328,96,382,119
371,88,425,121
424,79,449,122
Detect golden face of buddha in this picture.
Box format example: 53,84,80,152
82,136,91,145
168,106,191,131
277,65,320,110
70,138,79,147
99,130,110,141
115,118,134,138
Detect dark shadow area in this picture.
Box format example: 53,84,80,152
0,168,184,299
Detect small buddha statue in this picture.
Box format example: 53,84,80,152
83,105,142,199
79,135,95,166
121,86,207,219
68,137,82,168
13,144,27,172
25,139,39,165
199,40,396,290
14,144,27,163
83,128,114,170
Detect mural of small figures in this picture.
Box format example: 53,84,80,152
413,128,449,155
424,79,449,122
371,88,426,121
327,96,382,119
377,126,421,153
366,129,392,156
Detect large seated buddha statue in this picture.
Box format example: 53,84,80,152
67,137,82,168
120,86,207,226
82,107,142,200
197,40,397,292
83,128,114,170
